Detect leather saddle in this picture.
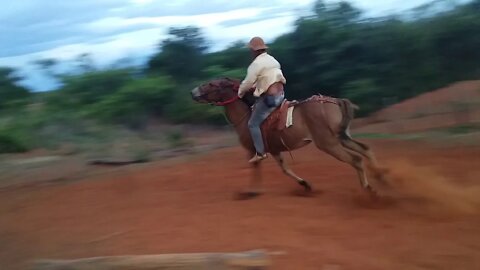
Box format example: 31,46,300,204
259,100,298,151
261,100,295,132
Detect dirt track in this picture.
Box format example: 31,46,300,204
1,140,480,270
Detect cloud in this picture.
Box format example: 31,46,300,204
0,0,313,91
0,0,313,56
0,1,312,62
0,1,127,28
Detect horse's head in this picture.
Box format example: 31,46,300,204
191,78,241,106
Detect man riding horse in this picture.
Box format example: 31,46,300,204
238,36,287,163
191,46,383,196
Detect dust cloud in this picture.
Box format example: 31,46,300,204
371,160,480,215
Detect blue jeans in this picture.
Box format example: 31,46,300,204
248,93,285,154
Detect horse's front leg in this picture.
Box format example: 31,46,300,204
236,153,263,200
273,153,312,192
250,161,263,193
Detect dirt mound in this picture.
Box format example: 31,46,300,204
353,80,480,132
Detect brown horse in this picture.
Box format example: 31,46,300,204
191,77,380,198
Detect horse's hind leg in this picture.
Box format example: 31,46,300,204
339,136,389,184
321,143,375,194
340,137,379,168
273,154,312,192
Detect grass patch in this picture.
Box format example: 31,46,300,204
443,124,480,135
353,133,401,139
353,132,429,141
165,129,192,148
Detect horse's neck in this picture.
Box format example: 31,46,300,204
225,100,250,127
225,100,251,140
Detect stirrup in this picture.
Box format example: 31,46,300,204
248,153,267,163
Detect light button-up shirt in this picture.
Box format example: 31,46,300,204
238,52,286,97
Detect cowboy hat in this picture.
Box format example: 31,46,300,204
248,36,268,51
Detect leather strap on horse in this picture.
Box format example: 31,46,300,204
213,95,239,106
298,94,339,106
280,134,295,161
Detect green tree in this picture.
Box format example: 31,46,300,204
0,67,31,110
203,65,245,79
267,0,480,114
341,79,381,116
206,41,250,71
314,0,361,26
147,26,208,81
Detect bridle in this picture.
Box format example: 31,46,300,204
213,95,239,106
196,79,240,107
196,79,250,128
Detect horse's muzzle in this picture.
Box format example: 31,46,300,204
191,87,201,101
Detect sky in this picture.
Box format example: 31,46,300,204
0,0,448,91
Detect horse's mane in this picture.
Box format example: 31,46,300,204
240,92,256,107
213,77,256,107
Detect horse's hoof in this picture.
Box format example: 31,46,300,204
377,176,391,187
235,191,262,200
365,186,380,199
371,168,391,187
299,180,313,192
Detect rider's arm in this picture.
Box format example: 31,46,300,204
238,62,260,98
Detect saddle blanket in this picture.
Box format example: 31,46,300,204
286,106,294,128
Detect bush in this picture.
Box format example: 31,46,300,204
55,69,134,109
86,76,176,127
0,133,28,153
165,129,191,148
165,95,225,125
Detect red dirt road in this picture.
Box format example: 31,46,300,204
1,140,480,270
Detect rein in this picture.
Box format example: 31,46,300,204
195,79,254,147
206,93,248,127
213,95,239,106
197,82,247,126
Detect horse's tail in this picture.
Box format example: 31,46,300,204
338,98,359,139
